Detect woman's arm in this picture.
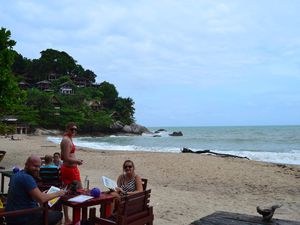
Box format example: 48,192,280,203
115,175,123,193
117,175,122,187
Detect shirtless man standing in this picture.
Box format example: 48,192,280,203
60,122,83,224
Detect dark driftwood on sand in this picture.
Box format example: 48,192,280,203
181,147,249,160
190,211,300,225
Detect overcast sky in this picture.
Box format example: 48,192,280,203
1,0,300,127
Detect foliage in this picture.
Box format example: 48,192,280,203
12,48,97,84
0,27,25,116
2,27,136,133
114,97,135,124
0,122,15,135
99,81,118,108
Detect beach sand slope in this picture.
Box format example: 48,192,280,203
0,135,299,225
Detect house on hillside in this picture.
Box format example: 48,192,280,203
36,80,52,91
92,83,101,88
71,76,91,87
84,100,102,111
59,82,74,94
48,72,58,81
50,96,61,116
50,96,61,108
1,116,30,134
19,81,30,90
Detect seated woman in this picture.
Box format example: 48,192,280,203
109,160,143,216
115,159,143,196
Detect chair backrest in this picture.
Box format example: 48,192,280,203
141,178,148,191
89,190,154,225
38,167,61,191
0,205,48,225
0,151,6,161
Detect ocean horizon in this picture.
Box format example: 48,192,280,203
48,125,300,165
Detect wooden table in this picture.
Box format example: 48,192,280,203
0,170,13,194
191,211,300,225
60,190,114,225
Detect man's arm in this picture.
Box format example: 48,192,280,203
29,187,65,205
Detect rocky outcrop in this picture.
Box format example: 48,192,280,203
110,121,124,131
123,123,150,134
169,131,183,136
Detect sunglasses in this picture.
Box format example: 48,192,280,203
124,165,133,169
70,128,77,131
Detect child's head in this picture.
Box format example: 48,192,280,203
44,155,53,165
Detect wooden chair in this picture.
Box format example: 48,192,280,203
89,189,154,225
0,205,49,225
37,167,62,191
141,178,148,191
0,151,6,170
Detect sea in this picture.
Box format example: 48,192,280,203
48,125,300,165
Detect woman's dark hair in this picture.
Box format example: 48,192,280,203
66,122,77,130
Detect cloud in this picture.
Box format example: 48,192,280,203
1,0,300,126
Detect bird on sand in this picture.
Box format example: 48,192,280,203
256,204,282,221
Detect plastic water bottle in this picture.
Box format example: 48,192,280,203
84,175,89,191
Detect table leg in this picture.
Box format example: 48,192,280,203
72,207,81,225
100,202,111,218
82,207,87,221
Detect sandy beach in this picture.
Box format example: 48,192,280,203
0,134,300,225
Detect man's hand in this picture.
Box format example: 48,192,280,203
56,189,66,197
77,159,83,165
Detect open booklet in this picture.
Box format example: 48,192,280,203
68,195,93,203
102,176,117,190
47,186,61,207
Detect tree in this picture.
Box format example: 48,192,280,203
114,97,135,124
39,49,77,77
11,51,30,80
82,69,96,83
99,81,119,108
0,27,25,116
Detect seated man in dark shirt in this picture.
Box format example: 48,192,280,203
5,155,66,225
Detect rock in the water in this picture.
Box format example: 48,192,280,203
122,123,151,134
169,131,183,136
155,128,166,133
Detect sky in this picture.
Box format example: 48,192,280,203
1,0,300,127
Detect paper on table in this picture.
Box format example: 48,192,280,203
102,176,117,190
47,186,61,207
68,195,93,203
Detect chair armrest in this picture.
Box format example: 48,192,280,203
0,206,45,217
0,206,48,225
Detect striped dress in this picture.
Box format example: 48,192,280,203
119,175,137,192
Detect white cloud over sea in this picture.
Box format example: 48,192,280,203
1,0,300,126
